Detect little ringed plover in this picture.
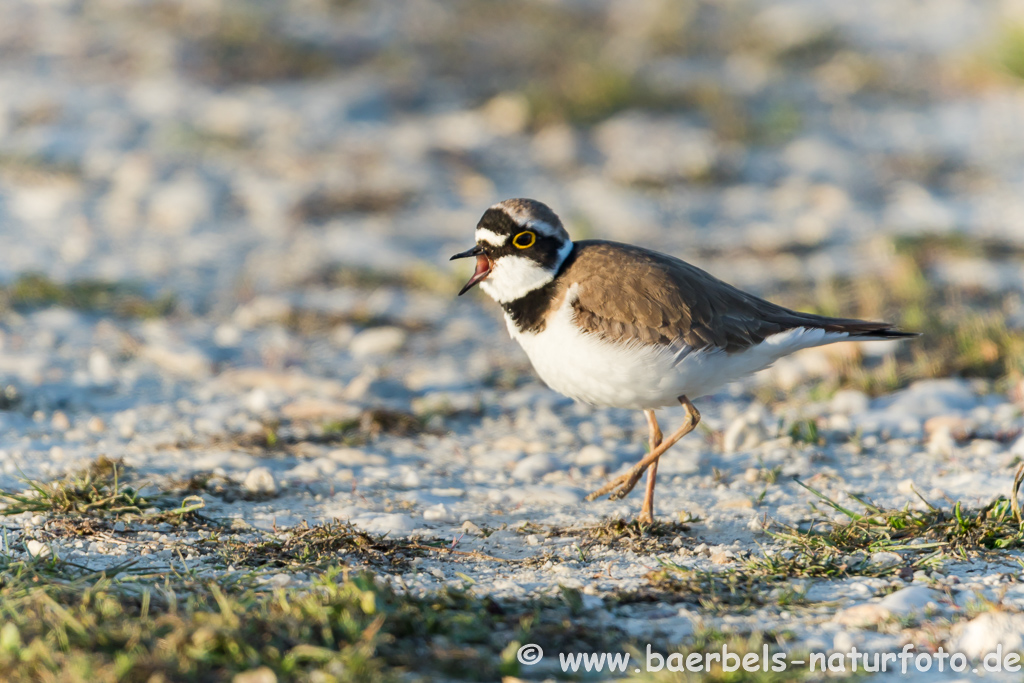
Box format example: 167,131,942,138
452,198,917,523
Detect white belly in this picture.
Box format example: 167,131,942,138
507,294,849,410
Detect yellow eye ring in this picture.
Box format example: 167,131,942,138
513,230,536,249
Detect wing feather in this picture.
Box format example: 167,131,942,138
563,240,913,353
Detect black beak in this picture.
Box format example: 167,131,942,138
450,245,492,296
450,245,484,261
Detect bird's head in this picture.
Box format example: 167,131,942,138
450,198,573,303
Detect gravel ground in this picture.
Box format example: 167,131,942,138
2,0,1024,680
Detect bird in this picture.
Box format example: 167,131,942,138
451,198,917,524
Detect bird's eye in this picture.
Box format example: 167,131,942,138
513,231,536,249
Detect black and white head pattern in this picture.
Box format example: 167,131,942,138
474,198,574,304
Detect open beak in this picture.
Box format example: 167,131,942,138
450,245,491,296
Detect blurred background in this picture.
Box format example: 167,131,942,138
0,0,1023,411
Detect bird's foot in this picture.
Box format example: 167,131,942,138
585,462,649,502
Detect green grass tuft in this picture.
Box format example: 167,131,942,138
0,459,204,524
1,273,175,319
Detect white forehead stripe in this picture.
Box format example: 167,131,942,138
476,228,507,247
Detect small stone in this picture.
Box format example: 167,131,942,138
142,344,212,379
833,630,856,653
113,521,127,532
480,92,529,135
232,666,277,683
51,411,70,431
574,445,612,466
710,549,735,564
149,173,212,233
87,416,105,433
723,416,765,454
327,448,386,466
243,467,277,496
896,479,916,495
461,520,483,536
950,611,1024,659
89,350,114,384
349,327,407,359
281,398,359,422
512,453,556,482
878,585,941,615
532,123,579,168
926,428,956,457
830,389,869,415
358,514,416,535
833,603,892,628
869,551,902,569
26,540,51,558
716,498,754,510
422,504,452,522
400,470,422,489
924,415,973,439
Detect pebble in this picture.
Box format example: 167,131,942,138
512,453,557,482
327,449,386,466
358,514,416,535
281,399,359,422
878,585,941,615
574,445,613,466
830,389,869,415
460,520,483,535
868,551,902,569
833,630,858,653
926,428,956,457
142,344,212,379
422,503,452,522
232,667,277,683
243,467,277,496
26,540,51,558
833,603,891,628
349,327,407,359
950,611,1024,659
504,486,581,505
723,415,766,454
877,379,977,416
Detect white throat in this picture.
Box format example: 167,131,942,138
479,240,573,304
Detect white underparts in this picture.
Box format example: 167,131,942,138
509,295,854,410
476,228,507,247
479,240,574,304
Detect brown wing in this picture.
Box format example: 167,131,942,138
563,241,913,353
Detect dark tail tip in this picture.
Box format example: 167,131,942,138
847,327,920,339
